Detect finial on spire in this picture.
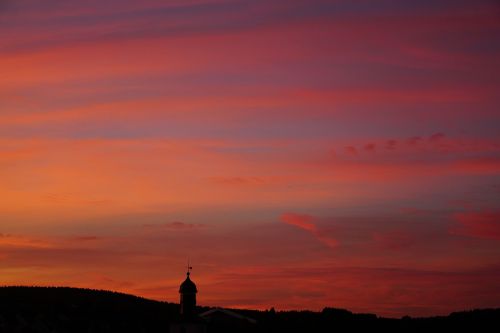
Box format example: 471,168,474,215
187,258,192,276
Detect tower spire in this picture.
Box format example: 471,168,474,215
187,258,192,276
179,261,198,319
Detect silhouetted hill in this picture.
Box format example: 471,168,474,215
0,286,498,332
0,286,178,332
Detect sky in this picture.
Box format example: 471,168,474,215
1,0,500,318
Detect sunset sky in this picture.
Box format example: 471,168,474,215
1,0,500,318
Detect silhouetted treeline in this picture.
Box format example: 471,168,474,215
0,286,175,332
0,286,498,332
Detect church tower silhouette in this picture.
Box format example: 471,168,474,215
171,265,255,332
170,265,206,333
179,265,197,319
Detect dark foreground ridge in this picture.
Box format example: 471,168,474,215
0,286,498,332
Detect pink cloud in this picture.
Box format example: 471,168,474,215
334,135,500,159
280,213,317,233
280,213,338,248
326,135,500,181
